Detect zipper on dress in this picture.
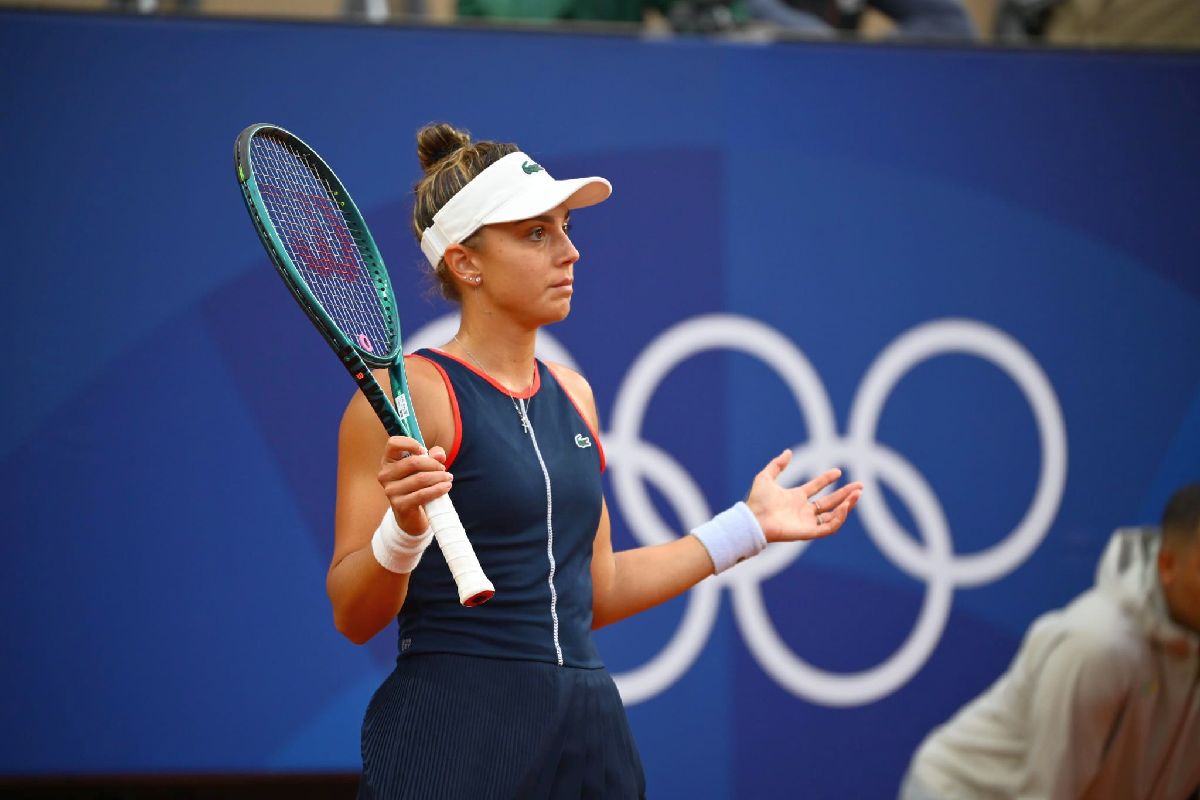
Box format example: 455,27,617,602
519,396,563,667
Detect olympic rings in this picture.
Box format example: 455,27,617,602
409,313,1068,708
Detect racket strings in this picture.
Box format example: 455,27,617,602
251,133,395,356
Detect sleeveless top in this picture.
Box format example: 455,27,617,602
394,348,607,669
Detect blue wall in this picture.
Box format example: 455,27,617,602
1,10,1198,797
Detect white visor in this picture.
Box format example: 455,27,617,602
419,151,612,268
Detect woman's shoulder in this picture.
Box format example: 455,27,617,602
337,356,455,451
403,351,451,393
544,361,598,422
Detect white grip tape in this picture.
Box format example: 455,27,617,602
423,493,495,606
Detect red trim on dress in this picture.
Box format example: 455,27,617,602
544,363,606,474
406,354,462,470
428,348,541,399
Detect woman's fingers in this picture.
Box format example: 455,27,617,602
805,489,862,539
378,437,453,533
382,435,426,462
829,489,861,526
809,481,864,514
379,437,447,482
381,437,447,465
383,466,453,494
759,448,793,481
386,473,454,509
799,467,844,498
378,453,446,483
382,467,453,534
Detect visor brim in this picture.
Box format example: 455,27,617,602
480,176,612,226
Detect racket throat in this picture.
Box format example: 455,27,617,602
394,393,412,422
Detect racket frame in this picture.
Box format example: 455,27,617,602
234,122,493,607
235,123,420,445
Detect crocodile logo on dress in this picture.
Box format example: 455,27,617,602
575,433,592,448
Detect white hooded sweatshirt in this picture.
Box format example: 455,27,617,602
907,528,1200,800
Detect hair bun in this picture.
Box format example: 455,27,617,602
417,123,472,172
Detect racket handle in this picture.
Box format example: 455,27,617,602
422,494,495,607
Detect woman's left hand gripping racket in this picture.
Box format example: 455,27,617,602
234,123,494,607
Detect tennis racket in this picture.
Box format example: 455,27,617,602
234,123,494,607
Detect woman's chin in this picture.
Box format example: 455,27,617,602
540,299,573,325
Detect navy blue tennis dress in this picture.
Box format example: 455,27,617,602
357,349,646,800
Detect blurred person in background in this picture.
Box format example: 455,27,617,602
454,0,738,32
453,0,975,36
900,482,1200,800
996,0,1200,47
456,0,666,25
744,0,977,40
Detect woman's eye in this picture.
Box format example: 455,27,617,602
562,222,573,235
529,227,546,241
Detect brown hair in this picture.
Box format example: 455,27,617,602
1162,483,1200,552
412,123,518,302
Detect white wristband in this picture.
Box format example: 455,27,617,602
691,502,767,574
371,507,434,575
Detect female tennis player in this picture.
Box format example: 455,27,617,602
330,123,863,800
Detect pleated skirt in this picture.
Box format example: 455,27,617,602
358,653,646,800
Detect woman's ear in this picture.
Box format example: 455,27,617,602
1158,545,1177,589
443,243,481,287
